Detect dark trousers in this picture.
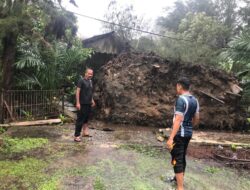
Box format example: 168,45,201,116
170,135,191,174
74,104,91,137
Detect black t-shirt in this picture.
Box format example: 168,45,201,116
77,78,93,105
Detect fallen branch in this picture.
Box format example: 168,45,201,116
214,152,250,163
199,90,225,104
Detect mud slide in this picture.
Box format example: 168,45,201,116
94,52,245,130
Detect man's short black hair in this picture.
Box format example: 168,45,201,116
177,77,190,90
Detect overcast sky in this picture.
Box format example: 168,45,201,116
62,0,177,38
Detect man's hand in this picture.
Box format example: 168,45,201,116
91,100,96,107
76,103,81,110
166,138,174,151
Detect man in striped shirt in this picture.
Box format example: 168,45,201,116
166,77,200,190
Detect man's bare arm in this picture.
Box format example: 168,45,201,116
166,114,183,149
76,87,81,110
169,115,184,140
192,113,199,127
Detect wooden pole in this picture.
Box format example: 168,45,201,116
0,89,4,123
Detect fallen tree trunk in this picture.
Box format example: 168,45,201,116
0,119,61,127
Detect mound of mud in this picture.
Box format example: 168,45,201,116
94,52,245,129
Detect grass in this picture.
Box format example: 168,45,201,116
0,137,48,153
204,166,221,174
0,126,250,190
38,177,60,190
94,178,106,190
60,148,170,190
0,158,50,190
119,144,165,158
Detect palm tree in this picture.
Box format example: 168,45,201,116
220,29,250,108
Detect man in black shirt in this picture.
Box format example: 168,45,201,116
74,68,95,142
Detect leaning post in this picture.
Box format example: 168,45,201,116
0,89,4,124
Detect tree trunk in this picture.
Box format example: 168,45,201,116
1,32,17,90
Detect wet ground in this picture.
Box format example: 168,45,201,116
0,121,250,190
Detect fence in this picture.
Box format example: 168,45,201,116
0,89,64,123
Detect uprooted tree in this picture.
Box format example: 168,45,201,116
94,52,245,130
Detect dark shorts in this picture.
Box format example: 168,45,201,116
170,135,191,173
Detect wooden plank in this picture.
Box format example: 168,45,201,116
229,82,243,94
8,119,61,127
199,90,225,104
0,124,11,127
226,91,241,97
190,139,250,147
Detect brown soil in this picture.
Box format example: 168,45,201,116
188,144,215,159
94,52,245,130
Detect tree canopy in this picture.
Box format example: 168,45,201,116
0,0,91,90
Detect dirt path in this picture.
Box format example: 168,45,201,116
0,121,250,190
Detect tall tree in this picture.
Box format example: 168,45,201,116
103,0,146,42
238,0,250,28
157,0,216,32
214,0,238,30
0,0,78,89
157,0,188,32
158,13,230,65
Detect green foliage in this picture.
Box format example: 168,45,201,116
220,30,250,72
15,37,45,71
179,13,229,48
156,0,246,66
220,29,250,108
14,39,92,90
231,144,237,152
1,137,48,153
0,127,7,134
59,114,66,124
133,36,157,52
20,110,34,121
157,0,238,32
0,0,88,90
157,13,230,65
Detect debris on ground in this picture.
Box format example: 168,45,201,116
94,52,245,130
